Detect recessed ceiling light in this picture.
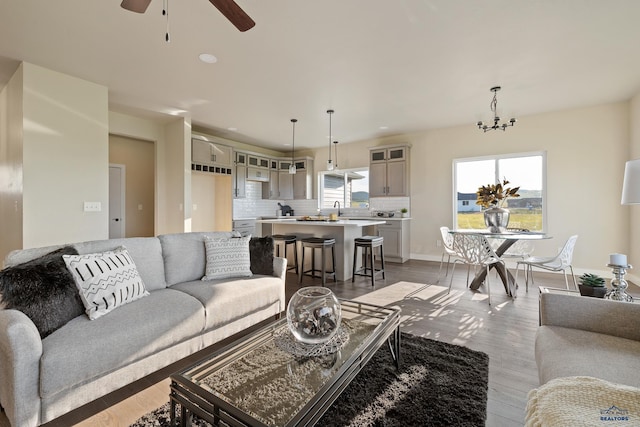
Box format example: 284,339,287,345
199,53,217,64
227,127,238,131
379,126,389,130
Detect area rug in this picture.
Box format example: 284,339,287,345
130,333,489,427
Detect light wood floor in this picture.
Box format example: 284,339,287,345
2,260,635,427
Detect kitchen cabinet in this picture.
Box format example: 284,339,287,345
233,151,247,198
192,138,232,172
376,219,410,263
293,158,313,199
262,159,280,199
278,161,294,200
248,155,269,169
369,145,409,197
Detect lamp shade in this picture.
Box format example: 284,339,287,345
621,159,640,204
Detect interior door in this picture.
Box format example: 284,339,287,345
109,165,125,238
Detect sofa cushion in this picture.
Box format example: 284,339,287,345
0,246,84,338
63,247,150,320
535,325,640,388
74,237,167,291
170,276,284,330
40,288,204,399
159,232,237,286
202,236,253,281
249,237,274,276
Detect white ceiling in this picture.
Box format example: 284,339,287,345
1,0,640,152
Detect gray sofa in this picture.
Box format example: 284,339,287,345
536,292,640,387
0,232,286,427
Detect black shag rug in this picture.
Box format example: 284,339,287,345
131,333,489,427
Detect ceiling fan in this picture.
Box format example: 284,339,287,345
120,0,255,32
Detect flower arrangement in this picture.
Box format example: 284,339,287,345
476,178,520,209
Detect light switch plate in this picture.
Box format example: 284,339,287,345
84,201,102,212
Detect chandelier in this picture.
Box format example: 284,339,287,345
477,86,517,132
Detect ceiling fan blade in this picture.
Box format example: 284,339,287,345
121,0,152,13
208,0,256,32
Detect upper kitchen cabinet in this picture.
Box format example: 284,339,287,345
277,160,294,200
369,145,409,197
248,155,269,169
262,159,280,199
233,151,247,198
293,158,314,200
192,137,233,174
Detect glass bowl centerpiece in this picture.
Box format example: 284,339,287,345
286,287,342,344
476,179,520,233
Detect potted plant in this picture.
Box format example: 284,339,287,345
476,178,520,232
578,273,608,298
400,208,408,218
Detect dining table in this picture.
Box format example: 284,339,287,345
449,229,552,297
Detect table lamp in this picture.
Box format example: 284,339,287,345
608,159,640,302
621,159,640,205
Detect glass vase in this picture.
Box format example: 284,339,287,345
286,287,342,344
483,207,510,233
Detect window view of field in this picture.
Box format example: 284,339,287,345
455,154,544,231
457,209,543,231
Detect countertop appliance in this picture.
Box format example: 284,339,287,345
375,211,396,218
277,203,294,216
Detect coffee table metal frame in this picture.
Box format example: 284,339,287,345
169,299,401,427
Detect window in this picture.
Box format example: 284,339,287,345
319,168,369,210
453,152,546,231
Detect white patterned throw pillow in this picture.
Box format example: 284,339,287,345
202,235,253,281
63,247,149,320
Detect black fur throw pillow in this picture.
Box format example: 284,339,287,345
0,246,84,338
249,237,274,276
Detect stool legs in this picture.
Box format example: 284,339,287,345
352,242,385,286
299,243,336,286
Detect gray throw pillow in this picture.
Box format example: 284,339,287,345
0,246,84,338
250,237,274,276
202,236,253,280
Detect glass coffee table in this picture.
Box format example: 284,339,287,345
170,299,401,427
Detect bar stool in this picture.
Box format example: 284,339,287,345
271,234,299,274
352,236,385,286
299,237,336,287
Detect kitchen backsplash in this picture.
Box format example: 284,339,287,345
233,181,410,219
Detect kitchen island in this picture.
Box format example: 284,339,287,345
257,218,386,281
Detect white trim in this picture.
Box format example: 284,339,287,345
109,164,126,238
452,151,547,232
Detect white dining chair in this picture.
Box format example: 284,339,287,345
438,226,458,278
515,235,579,292
449,233,504,305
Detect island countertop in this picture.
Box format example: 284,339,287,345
257,218,386,281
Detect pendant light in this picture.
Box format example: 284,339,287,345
289,119,297,174
327,109,334,171
333,140,339,170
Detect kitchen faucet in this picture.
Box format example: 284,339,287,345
333,200,341,216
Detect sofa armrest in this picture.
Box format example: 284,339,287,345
0,309,43,427
273,256,287,282
539,292,640,341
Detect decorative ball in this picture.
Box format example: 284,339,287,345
286,287,342,344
